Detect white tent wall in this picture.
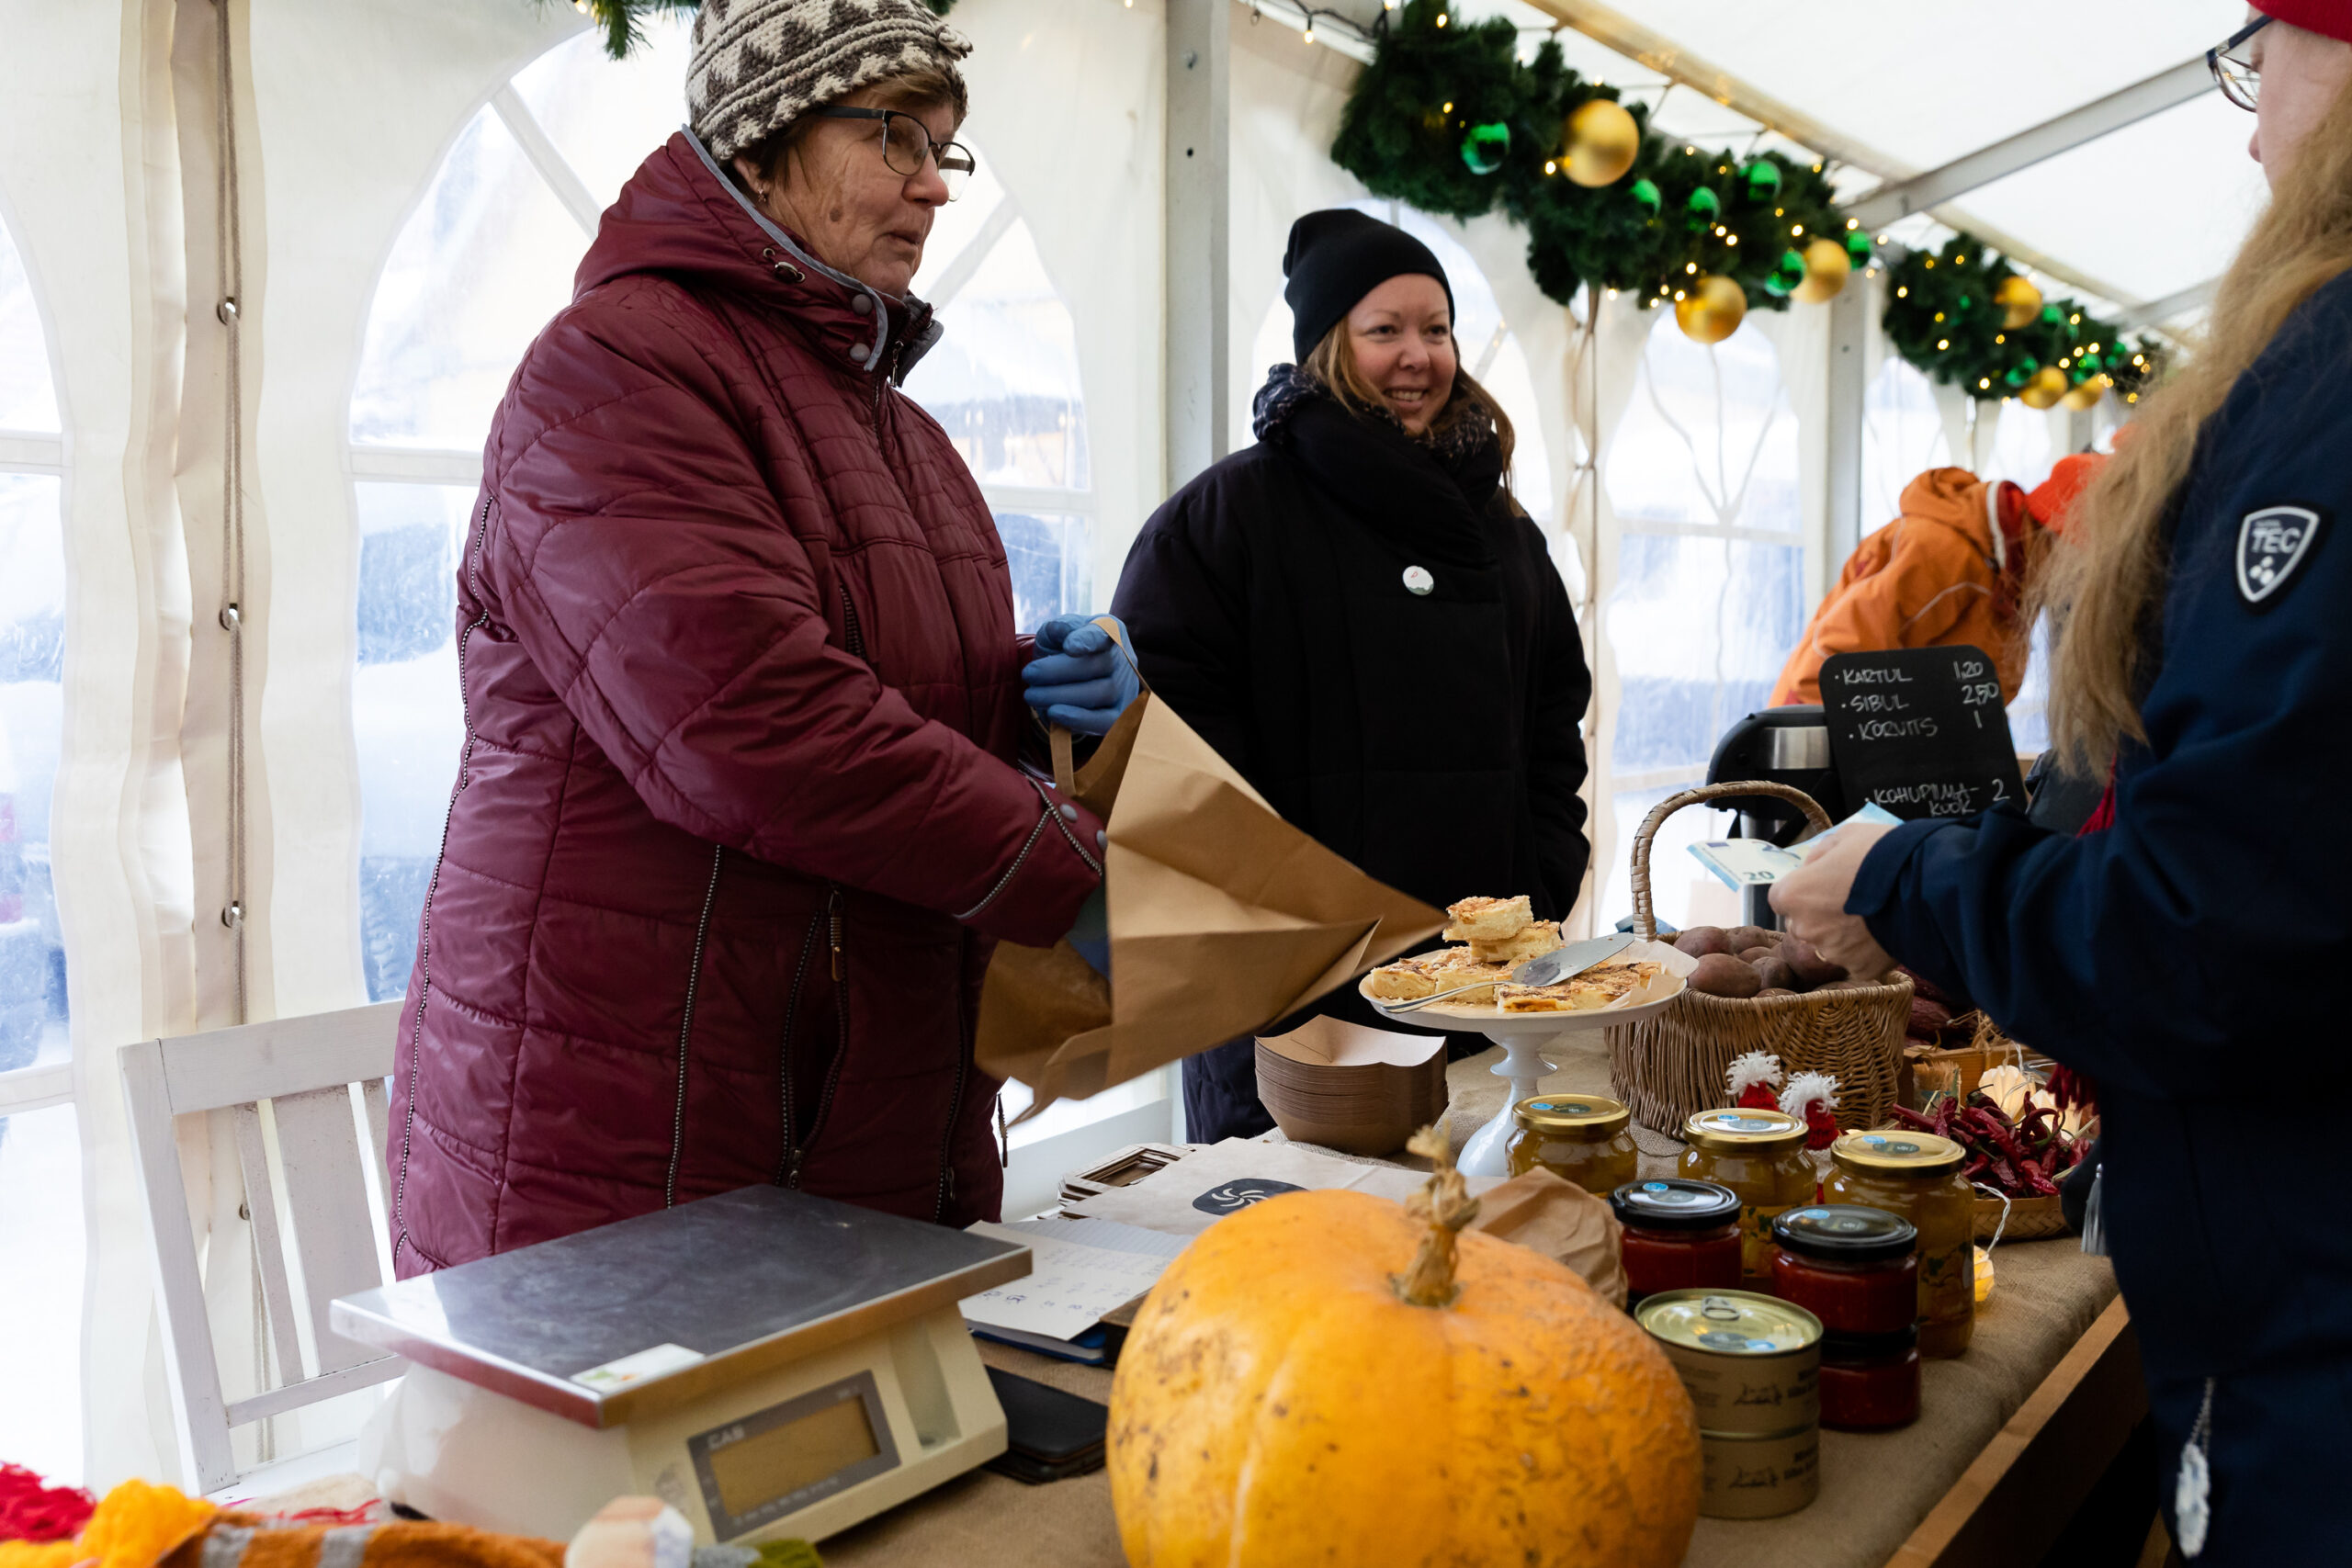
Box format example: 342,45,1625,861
947,0,1166,602
1,0,203,1487
243,0,581,1018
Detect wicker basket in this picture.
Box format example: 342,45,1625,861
1606,781,1916,1136
1975,1191,2070,1243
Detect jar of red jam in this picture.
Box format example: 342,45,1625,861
1610,1179,1743,1308
1817,1328,1921,1430
1770,1205,1918,1337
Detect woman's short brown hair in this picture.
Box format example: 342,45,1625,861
1302,317,1517,491
729,65,967,196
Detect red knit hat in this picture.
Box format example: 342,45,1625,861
2257,1,2352,44
2025,451,2107,535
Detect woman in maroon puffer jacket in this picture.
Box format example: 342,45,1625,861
388,1,1114,1275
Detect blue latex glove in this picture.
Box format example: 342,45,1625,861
1067,885,1110,979
1023,614,1141,737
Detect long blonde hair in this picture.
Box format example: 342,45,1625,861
2038,70,2352,773
1303,319,1517,491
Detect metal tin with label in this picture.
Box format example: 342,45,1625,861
1696,1425,1821,1518
1635,1289,1823,1437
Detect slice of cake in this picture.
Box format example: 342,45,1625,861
1364,951,1453,1000
1423,951,1510,1006
1496,983,1597,1013
1442,895,1532,943
1467,919,1562,967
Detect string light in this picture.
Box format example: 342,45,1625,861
1685,262,1698,273
1544,159,1557,175
1846,218,1860,230
1674,288,1687,299
1895,286,1908,298
1791,223,1804,235
1979,378,1992,389
1726,233,1737,245
1933,311,1945,322
1303,23,1314,43
1995,333,2006,344
1434,9,1447,24
1937,339,1950,350
1442,101,1453,114
2070,312,2081,323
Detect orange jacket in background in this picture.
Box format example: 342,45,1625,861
1770,467,2033,706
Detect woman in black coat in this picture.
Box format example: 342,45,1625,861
1112,209,1593,1140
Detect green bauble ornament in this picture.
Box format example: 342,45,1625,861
1765,248,1806,298
1844,229,1872,265
2003,356,2040,389
1956,293,1973,313
1630,177,1662,216
2076,349,2105,374
2041,303,2065,326
1741,159,1781,202
1684,185,1721,232
1460,120,1510,175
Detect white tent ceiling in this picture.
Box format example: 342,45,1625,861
1306,0,2268,325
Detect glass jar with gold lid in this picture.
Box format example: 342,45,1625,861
1823,1130,1975,1358
1677,1108,1815,1283
1505,1094,1638,1195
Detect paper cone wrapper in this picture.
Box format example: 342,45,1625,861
978,696,1443,1118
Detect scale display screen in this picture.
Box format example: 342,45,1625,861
687,1370,900,1540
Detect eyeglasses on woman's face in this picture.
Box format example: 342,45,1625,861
2209,14,2271,111
809,107,976,200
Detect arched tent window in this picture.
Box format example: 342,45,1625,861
1861,355,1951,528
903,152,1095,629
1600,310,1804,931
1242,201,1555,518
0,204,81,1479
345,22,1099,1002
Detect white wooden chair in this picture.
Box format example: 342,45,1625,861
119,1000,409,1495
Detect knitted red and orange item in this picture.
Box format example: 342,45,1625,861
0,1466,97,1545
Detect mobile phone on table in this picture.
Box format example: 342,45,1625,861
982,1367,1108,1484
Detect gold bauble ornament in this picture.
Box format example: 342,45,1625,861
1995,275,2043,331
1562,97,1640,187
1675,275,1747,344
1791,237,1851,303
2019,366,2070,410
2060,373,2111,412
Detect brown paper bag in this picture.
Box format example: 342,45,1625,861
1468,1168,1627,1307
978,665,1443,1117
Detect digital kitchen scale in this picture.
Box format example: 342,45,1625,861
332,1186,1030,1545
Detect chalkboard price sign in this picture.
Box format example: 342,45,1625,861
1820,645,2025,820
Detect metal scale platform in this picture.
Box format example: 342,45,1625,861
334,1186,1030,1545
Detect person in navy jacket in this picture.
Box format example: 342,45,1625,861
1774,6,2352,1560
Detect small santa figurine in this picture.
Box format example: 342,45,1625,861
1726,1051,1785,1111
1779,1071,1842,1151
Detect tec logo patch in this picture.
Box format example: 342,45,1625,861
2235,504,2327,609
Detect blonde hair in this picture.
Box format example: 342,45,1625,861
2037,71,2352,774
1303,317,1517,491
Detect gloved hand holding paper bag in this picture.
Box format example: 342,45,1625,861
979,659,1442,1119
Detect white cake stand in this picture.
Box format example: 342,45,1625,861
1361,979,1690,1179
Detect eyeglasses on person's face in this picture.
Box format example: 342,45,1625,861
808,107,975,200
2209,14,2271,112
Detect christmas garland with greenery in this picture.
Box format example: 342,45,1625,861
1881,236,2163,406
1334,0,2159,402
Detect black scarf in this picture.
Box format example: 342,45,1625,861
1250,365,1506,571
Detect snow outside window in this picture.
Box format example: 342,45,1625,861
346,19,1099,999
0,206,82,1481
1601,311,1805,932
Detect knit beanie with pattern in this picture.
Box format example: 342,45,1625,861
687,0,972,164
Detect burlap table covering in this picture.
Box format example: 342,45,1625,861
822,1037,2119,1568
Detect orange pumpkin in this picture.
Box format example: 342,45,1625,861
1108,1131,1701,1567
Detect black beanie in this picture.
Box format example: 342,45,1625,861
1282,209,1456,364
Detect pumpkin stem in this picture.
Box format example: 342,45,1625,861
1393,1125,1481,1308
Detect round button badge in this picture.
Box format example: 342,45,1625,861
1402,565,1434,596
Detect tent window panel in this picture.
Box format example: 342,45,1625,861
510,17,696,210
907,217,1090,492
0,225,58,434
350,104,586,452
0,1102,83,1479
355,482,475,1002
0,472,68,1065
1608,315,1798,536
1606,533,1804,777
1981,399,2055,491
1862,355,1951,528
995,512,1093,633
